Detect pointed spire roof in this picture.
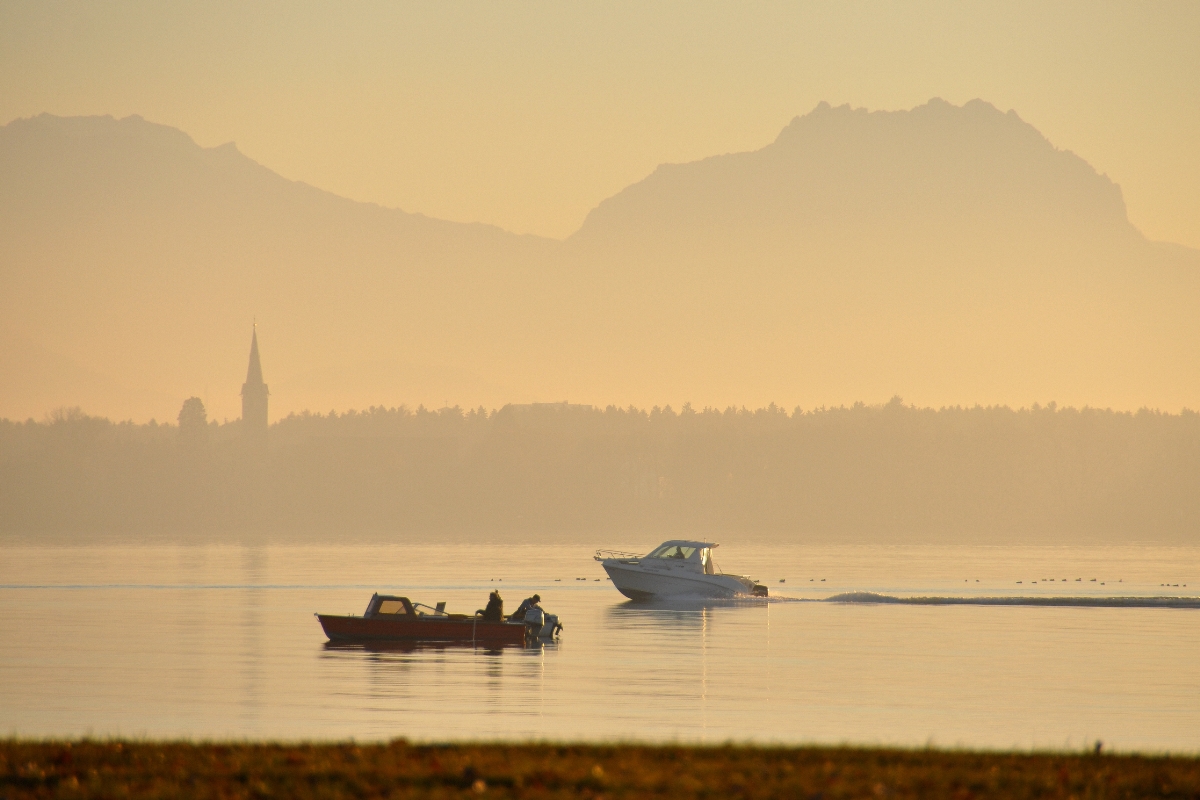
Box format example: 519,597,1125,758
245,327,264,385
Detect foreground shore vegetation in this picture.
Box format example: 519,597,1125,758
3,740,1199,799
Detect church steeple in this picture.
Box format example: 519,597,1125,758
241,326,269,439
245,328,265,385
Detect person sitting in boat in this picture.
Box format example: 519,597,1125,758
509,594,541,621
478,590,503,621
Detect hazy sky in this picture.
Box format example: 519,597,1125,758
2,2,1197,246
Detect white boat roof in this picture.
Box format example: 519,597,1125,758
654,540,718,549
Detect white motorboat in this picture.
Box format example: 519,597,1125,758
595,540,768,601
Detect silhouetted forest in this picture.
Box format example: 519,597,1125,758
2,400,1198,543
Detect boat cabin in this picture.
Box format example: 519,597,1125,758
363,593,451,618
644,540,719,575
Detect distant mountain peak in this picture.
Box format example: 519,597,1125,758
5,112,199,148
775,97,1024,145
572,97,1133,246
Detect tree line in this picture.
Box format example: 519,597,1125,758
2,399,1198,543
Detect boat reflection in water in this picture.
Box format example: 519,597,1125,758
318,629,558,722
604,602,708,636
603,594,769,628
321,638,558,657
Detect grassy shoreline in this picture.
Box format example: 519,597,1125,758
3,740,1199,798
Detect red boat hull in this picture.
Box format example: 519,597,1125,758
316,614,528,645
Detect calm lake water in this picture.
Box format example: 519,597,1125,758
1,542,1198,752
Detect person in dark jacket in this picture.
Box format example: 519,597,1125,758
478,590,503,621
510,594,541,621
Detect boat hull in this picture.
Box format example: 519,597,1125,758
316,614,528,645
601,562,759,600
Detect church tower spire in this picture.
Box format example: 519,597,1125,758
241,326,269,439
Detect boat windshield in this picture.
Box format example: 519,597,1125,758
648,545,696,560
377,600,408,615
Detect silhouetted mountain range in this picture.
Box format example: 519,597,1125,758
1,100,1198,421
556,99,1200,412
572,98,1136,248
0,113,556,419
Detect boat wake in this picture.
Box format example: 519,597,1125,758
823,592,1200,609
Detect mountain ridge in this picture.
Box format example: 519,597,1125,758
0,112,561,421
1,101,1197,421
1,112,552,243
569,98,1139,251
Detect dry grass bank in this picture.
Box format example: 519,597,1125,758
3,739,1198,799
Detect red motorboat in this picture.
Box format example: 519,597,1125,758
316,593,531,646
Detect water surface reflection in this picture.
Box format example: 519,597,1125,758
1,543,1198,749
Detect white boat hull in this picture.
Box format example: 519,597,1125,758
601,562,758,601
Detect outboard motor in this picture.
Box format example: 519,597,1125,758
524,606,562,639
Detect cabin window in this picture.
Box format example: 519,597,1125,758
377,600,407,615
649,545,696,560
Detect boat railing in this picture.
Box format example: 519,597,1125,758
594,549,643,563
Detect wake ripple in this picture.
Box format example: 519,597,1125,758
824,592,1200,609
